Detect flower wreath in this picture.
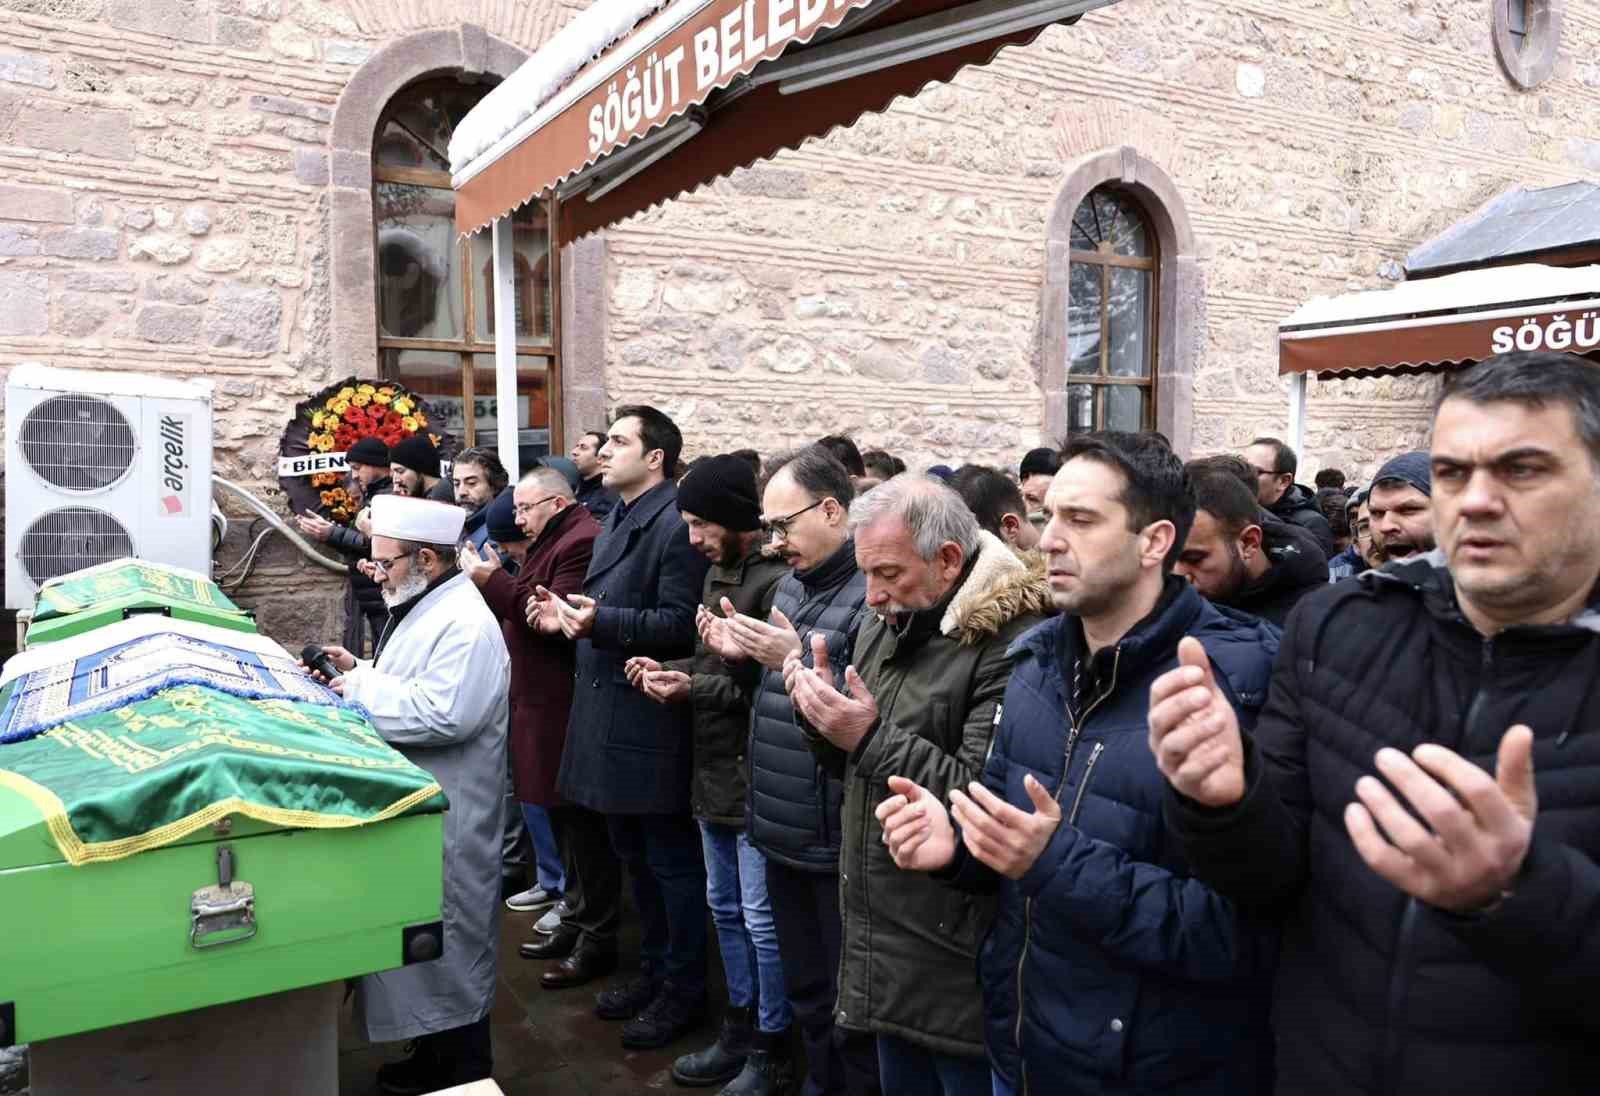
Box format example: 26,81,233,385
277,377,456,526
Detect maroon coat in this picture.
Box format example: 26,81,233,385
479,502,600,807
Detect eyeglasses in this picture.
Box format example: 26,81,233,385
512,495,564,516
370,550,415,575
761,498,826,540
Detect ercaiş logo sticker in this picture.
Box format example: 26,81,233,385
158,414,188,516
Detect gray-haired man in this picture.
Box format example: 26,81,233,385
783,475,1050,1094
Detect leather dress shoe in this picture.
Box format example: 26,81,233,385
541,940,618,989
519,929,577,961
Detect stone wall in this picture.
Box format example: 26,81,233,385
602,0,1600,485
0,0,1597,642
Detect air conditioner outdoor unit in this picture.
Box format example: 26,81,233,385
5,364,215,610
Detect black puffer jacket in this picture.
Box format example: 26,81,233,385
1166,553,1600,1095
1225,520,1329,626
747,538,867,872
1267,484,1337,558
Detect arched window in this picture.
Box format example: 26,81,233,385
373,77,556,455
1065,185,1157,433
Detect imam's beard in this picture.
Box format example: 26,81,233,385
381,569,430,608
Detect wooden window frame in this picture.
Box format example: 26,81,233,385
1066,187,1160,432
371,80,563,452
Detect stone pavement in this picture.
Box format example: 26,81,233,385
338,900,727,1095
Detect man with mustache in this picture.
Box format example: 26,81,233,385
784,475,1049,1094
1366,451,1436,565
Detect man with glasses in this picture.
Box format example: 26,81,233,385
700,445,878,1096
1244,437,1337,557
463,468,604,972
313,495,510,1095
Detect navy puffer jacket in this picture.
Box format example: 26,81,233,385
946,580,1280,1094
747,538,867,872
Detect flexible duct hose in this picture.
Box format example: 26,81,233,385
211,475,346,574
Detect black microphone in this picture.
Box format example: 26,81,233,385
301,644,341,681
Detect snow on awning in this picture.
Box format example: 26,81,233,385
450,0,1120,244
1277,263,1600,379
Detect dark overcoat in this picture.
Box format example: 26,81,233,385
556,480,711,815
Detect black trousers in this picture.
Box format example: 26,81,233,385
765,859,881,1096
551,803,620,949
419,1013,492,1085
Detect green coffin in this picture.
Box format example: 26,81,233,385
0,599,451,1045
26,558,254,647
25,592,257,646
0,798,444,1045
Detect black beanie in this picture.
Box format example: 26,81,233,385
485,487,525,543
390,433,441,478
676,453,761,532
347,436,390,468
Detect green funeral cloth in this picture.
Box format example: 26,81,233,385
35,563,241,620
0,684,447,865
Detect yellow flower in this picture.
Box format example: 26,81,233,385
337,386,355,401
351,391,371,407
357,383,376,395
379,386,396,397
392,397,414,415
311,411,326,428
323,414,340,429
372,391,392,405
311,434,334,452
324,396,340,410
332,400,350,415
401,416,419,431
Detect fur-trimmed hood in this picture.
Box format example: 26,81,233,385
942,531,1054,646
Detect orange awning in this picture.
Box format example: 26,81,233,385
1277,264,1600,379
451,0,1119,244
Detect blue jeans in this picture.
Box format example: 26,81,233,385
876,1035,989,1096
518,802,565,894
990,1070,1015,1096
701,822,792,1034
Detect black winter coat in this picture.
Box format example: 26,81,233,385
666,546,789,827
327,476,390,623
577,474,617,524
947,579,1280,1095
1225,520,1329,626
1268,484,1337,558
1166,554,1600,1095
747,538,866,872
556,481,712,815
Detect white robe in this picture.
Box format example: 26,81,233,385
342,571,510,1042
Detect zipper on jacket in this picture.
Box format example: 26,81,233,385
1067,742,1104,826
1379,638,1494,1095
1014,647,1121,1096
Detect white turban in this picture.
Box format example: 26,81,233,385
369,495,465,546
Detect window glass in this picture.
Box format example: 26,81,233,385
469,203,554,346
373,76,562,451
375,183,462,340
1065,184,1157,432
